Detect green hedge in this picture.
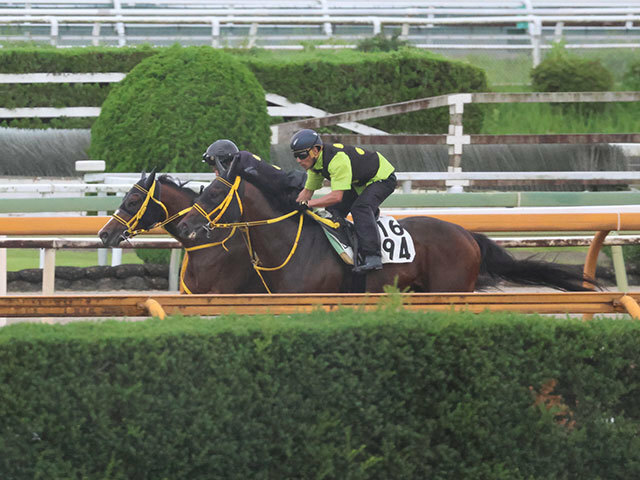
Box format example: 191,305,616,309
1,309,639,479
0,46,487,134
241,48,487,134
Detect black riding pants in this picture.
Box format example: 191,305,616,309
327,173,397,256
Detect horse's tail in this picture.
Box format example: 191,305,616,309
470,232,600,292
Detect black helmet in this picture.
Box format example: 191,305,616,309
290,129,322,155
202,139,239,166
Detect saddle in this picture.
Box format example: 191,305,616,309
311,210,416,267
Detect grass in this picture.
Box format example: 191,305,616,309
443,49,640,135
479,102,640,135
7,249,143,271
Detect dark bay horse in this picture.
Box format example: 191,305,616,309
98,171,265,294
176,159,598,293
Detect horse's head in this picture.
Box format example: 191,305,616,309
177,159,244,239
98,169,169,247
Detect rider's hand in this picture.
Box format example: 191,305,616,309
296,201,310,212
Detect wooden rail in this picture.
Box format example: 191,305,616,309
1,292,639,320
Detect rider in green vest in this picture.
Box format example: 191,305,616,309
291,129,397,272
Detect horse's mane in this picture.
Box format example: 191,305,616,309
157,174,197,201
238,168,305,214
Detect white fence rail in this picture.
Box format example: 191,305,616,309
2,2,640,61
3,171,640,197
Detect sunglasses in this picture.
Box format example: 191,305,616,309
293,148,311,160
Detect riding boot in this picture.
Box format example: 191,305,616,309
354,254,383,272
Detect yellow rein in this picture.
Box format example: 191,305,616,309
180,226,239,294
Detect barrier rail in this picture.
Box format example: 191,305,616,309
1,292,639,321
1,208,638,294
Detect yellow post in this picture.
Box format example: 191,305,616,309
141,298,166,320
582,230,609,321
618,295,640,320
583,230,610,288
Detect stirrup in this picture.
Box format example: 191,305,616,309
353,254,382,273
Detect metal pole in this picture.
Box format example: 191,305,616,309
42,248,56,295
168,249,182,292
611,245,629,292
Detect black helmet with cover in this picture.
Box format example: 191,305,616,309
202,139,239,166
290,129,322,157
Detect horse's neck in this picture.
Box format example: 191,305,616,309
241,182,291,225
240,181,320,257
159,183,194,241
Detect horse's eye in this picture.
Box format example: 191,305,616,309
125,194,141,210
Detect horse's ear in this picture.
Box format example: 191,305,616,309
146,167,157,188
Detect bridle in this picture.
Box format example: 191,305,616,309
111,179,191,239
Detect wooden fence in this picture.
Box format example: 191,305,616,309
1,292,639,321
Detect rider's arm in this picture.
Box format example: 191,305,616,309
296,188,314,203
308,189,343,208
307,154,350,208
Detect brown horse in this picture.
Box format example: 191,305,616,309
98,171,265,294
176,159,598,293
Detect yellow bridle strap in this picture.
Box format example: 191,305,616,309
111,180,183,237
112,182,195,237
184,227,237,252
111,181,158,232
179,227,240,294
192,176,243,226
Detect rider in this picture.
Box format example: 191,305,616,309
291,129,397,272
202,139,306,208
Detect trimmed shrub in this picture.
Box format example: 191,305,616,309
531,43,614,115
240,48,487,134
134,248,172,265
89,45,271,172
356,32,410,52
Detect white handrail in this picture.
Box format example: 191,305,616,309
1,172,639,195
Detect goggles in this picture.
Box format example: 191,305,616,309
293,148,311,160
